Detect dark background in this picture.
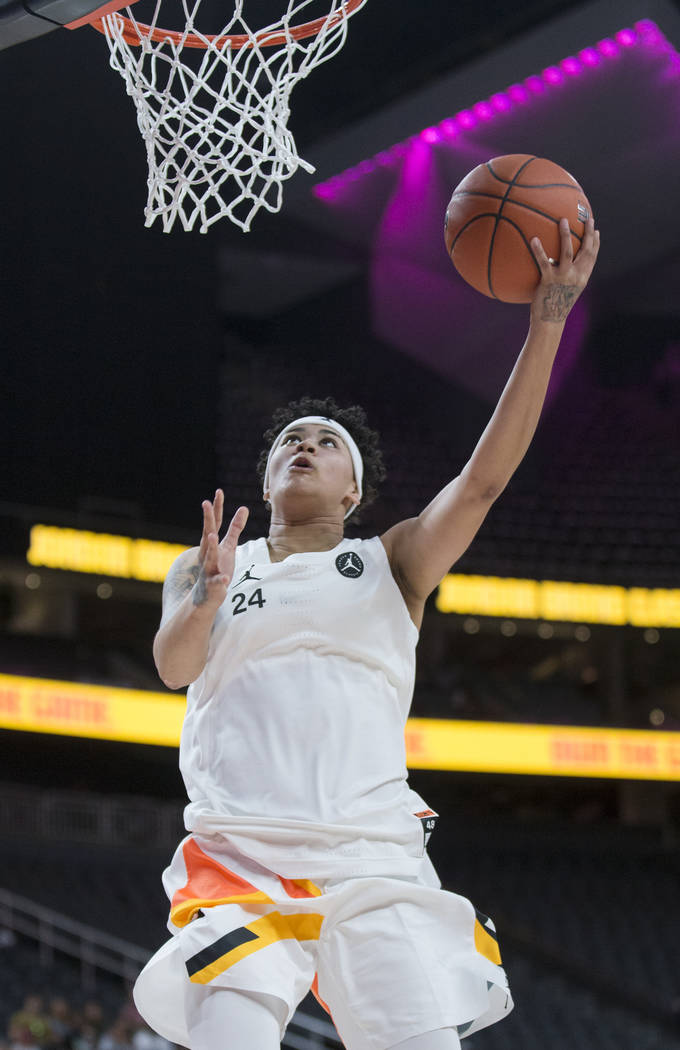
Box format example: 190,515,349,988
2,0,680,820
2,0,677,529
2,5,680,1047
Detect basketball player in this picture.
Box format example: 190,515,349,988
134,218,599,1050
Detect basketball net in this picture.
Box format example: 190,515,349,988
96,0,367,233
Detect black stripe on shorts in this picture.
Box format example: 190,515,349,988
185,926,258,977
474,908,499,941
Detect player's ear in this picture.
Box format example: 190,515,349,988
343,482,360,512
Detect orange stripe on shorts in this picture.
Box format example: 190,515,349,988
171,838,271,927
278,876,323,899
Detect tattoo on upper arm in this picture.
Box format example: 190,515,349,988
161,559,200,621
540,285,577,322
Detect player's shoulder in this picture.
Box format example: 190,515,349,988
234,536,266,563
346,533,384,548
161,546,200,600
159,546,201,623
342,534,387,566
167,545,200,576
378,519,418,563
349,535,381,551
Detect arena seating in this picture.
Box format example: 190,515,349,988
430,819,680,1023
218,323,680,587
3,936,679,1050
0,841,169,952
2,814,679,1050
3,309,680,1048
0,935,128,1033
477,948,680,1050
5,322,678,712
414,663,603,726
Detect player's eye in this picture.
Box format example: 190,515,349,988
321,437,337,446
282,433,300,445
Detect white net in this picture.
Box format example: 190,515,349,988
99,0,367,233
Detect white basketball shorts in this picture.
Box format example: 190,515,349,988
133,833,513,1050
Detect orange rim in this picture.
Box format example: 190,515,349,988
89,0,364,49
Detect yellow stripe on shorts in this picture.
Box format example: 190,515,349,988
171,891,272,929
474,918,502,965
186,911,324,984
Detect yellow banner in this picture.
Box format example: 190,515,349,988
0,673,185,747
436,574,680,627
405,718,680,781
27,525,187,583
1,674,680,781
25,524,680,628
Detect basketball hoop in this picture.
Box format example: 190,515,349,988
85,0,367,233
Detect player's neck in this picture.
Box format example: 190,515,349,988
266,519,345,561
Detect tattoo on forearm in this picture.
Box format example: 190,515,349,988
192,569,208,607
539,285,577,322
165,562,200,602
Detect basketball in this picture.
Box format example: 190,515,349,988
444,154,593,303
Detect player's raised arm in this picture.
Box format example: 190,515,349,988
153,491,249,690
382,217,600,608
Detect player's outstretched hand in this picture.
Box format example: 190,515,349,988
530,216,600,323
195,490,249,608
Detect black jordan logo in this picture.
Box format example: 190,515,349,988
234,565,262,586
335,552,364,578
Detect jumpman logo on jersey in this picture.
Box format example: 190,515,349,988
335,552,364,578
234,565,262,586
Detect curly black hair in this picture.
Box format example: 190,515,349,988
256,397,386,523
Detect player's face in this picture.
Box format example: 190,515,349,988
266,423,359,516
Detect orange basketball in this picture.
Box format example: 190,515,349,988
444,155,593,303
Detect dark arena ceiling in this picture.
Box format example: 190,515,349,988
2,0,680,531
2,0,680,826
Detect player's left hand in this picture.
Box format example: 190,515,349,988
530,216,600,323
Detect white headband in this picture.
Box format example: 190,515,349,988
263,415,364,520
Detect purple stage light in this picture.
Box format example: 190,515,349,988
525,74,546,94
490,92,511,112
542,65,564,84
440,118,459,137
635,19,663,43
616,28,637,47
473,101,494,120
597,37,619,57
456,110,477,129
313,18,675,197
313,182,336,200
578,47,601,67
391,137,437,205
560,56,581,75
508,83,529,104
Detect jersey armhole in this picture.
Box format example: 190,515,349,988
372,536,420,641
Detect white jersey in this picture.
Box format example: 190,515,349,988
179,535,436,878
136,537,515,1048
